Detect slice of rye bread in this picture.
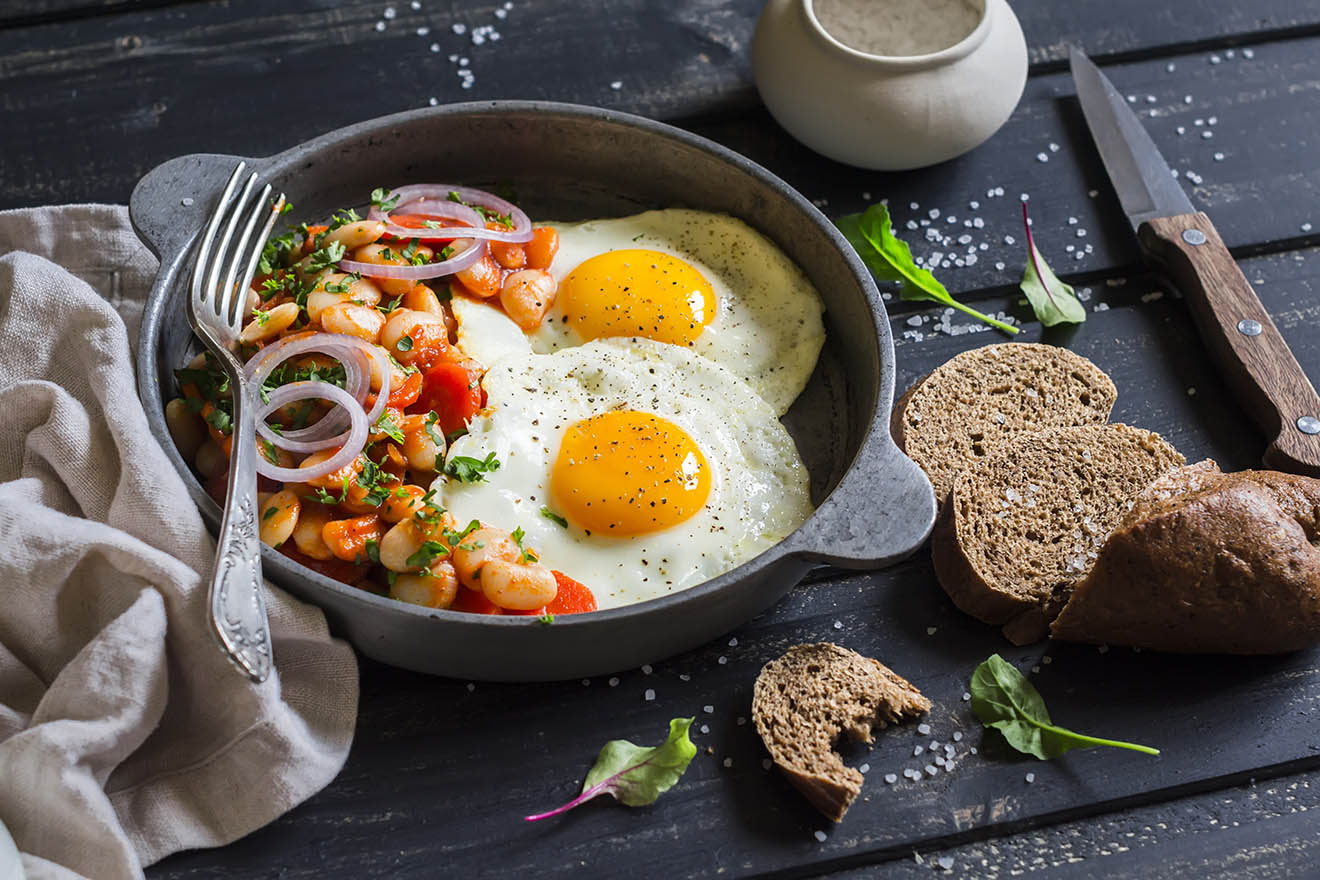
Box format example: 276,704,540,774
931,424,1185,644
892,343,1117,508
752,643,930,822
1051,463,1320,653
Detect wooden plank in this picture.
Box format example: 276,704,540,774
4,0,1320,65
146,245,1320,879
821,775,1320,877
3,12,1319,293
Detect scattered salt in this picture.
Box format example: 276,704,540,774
953,731,963,742
717,656,728,665
644,688,655,701
762,759,773,770
723,757,732,768
703,704,714,713
466,682,475,692
1025,772,1036,783
917,723,931,735
914,746,924,756
814,830,828,843
884,773,898,784
926,626,938,636
859,763,870,773
925,765,938,776
1036,152,1049,163
608,677,619,687
452,22,467,33
679,673,691,682
1303,222,1314,232
833,620,843,630
728,637,738,647
962,692,971,701
700,724,710,734
374,20,386,31
610,81,623,91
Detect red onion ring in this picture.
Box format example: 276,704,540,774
339,236,485,281
368,199,484,241
244,333,391,448
372,184,533,244
254,381,368,482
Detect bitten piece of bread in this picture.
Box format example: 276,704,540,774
752,643,930,822
1051,463,1320,653
932,424,1185,643
893,343,1117,509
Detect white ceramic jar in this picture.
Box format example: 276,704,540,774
752,0,1029,170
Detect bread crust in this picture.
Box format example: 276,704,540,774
1052,467,1320,653
751,643,929,822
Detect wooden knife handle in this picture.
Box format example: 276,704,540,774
1140,213,1320,476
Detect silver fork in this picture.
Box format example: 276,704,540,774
187,162,286,682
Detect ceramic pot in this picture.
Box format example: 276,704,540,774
752,0,1028,170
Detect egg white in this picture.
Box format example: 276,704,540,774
531,209,826,416
436,338,814,609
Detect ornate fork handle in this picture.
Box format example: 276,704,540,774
209,363,272,682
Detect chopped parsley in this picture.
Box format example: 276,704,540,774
422,411,444,446
405,540,450,570
303,240,347,274
535,613,555,625
444,452,500,483
375,411,406,444
395,334,414,353
540,507,568,528
371,188,401,212
364,538,381,564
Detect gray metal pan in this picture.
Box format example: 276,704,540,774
130,101,934,681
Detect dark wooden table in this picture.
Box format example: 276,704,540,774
6,1,1320,876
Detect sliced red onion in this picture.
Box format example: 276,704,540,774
368,199,484,241
254,381,368,482
339,236,485,281
373,184,533,244
245,333,388,447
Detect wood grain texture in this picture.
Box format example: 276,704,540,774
1142,213,1320,476
0,4,1318,291
146,246,1320,879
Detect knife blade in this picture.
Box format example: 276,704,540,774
1070,46,1320,476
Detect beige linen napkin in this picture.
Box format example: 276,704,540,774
0,204,359,880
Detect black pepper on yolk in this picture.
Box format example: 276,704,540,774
550,410,711,535
558,249,716,346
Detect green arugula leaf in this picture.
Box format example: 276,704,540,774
970,654,1159,760
524,718,697,821
1019,203,1086,326
836,203,1019,335
444,451,501,483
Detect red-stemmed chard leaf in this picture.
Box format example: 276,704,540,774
525,717,697,821
1019,201,1087,326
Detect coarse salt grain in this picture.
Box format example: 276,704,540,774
962,692,971,701
717,656,728,665
914,746,924,756
814,830,828,842
723,757,732,768
953,731,963,742
762,759,773,770
703,705,714,713
641,664,653,674
926,626,938,635
452,22,466,33
1025,772,1036,783
917,723,931,735
466,682,475,692
700,724,710,734
644,689,655,701
859,763,870,773
833,620,843,630
728,637,738,647
885,773,898,784
925,765,938,776
610,81,623,91
374,21,386,31
737,716,747,726
608,677,619,687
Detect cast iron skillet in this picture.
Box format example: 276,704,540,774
130,101,935,681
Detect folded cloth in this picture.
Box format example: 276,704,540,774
0,205,359,880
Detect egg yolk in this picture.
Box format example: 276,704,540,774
558,249,716,347
550,410,710,536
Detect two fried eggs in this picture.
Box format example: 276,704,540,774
440,209,826,609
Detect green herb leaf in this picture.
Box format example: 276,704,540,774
423,411,444,447
375,411,406,445
524,718,697,821
535,612,555,625
836,203,1019,335
444,451,501,483
371,187,401,212
970,654,1159,760
540,506,568,528
405,540,450,570
303,240,347,274
202,405,232,435
1018,203,1086,326
364,538,381,564
395,334,414,353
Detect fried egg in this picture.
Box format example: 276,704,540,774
437,338,814,609
449,209,826,416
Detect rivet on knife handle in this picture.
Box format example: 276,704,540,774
1139,212,1320,476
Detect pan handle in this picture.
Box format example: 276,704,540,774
780,425,935,568
129,152,262,262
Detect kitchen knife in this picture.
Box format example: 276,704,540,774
1071,46,1320,476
